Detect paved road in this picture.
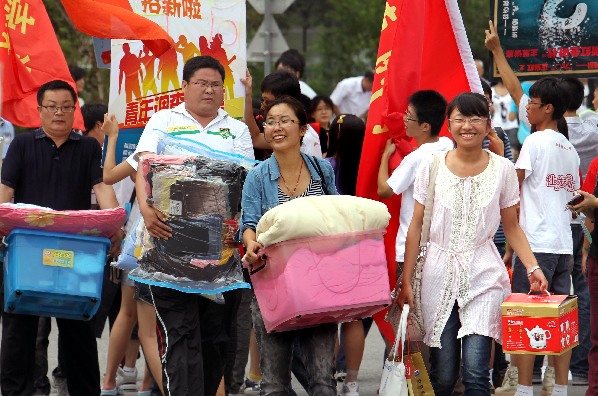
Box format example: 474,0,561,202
38,319,589,395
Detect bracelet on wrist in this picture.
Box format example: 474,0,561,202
583,246,590,252
527,265,541,277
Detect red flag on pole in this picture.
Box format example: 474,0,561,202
1,0,84,129
358,0,482,342
59,0,175,58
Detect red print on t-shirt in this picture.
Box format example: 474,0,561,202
545,174,575,192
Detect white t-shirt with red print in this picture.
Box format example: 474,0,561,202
515,129,580,254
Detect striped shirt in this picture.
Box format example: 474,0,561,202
277,178,324,203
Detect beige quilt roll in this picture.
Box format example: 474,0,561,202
256,195,390,247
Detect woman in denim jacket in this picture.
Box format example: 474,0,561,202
241,96,338,396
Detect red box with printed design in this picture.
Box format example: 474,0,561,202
501,293,578,355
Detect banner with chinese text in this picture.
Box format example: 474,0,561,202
492,0,598,79
108,0,246,161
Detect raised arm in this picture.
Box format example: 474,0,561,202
241,69,270,150
101,114,136,185
485,20,524,106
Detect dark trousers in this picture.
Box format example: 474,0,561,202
587,257,598,394
0,312,100,396
224,288,252,394
150,285,241,396
570,224,590,378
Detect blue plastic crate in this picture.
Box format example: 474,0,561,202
3,229,110,320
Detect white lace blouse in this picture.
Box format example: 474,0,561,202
413,151,518,347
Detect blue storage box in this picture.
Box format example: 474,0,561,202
3,229,111,320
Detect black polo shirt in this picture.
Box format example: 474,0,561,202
1,128,103,210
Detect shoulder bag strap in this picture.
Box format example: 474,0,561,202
307,155,330,195
419,154,441,248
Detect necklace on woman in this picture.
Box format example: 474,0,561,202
280,159,303,197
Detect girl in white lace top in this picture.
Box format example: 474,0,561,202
396,92,548,395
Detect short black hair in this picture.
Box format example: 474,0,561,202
480,79,492,98
364,70,374,82
37,80,77,105
68,64,85,82
275,49,305,77
409,90,447,136
260,70,301,100
529,77,569,120
182,56,225,83
560,78,585,111
447,92,490,119
81,103,108,133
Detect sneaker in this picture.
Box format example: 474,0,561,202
494,365,518,396
116,367,138,391
540,366,555,396
342,381,359,396
243,377,261,395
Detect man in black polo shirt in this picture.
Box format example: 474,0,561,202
0,80,124,395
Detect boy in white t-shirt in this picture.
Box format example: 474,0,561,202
513,78,580,396
378,90,453,279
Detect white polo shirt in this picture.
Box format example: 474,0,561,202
330,76,372,116
135,103,254,159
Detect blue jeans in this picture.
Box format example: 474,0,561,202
429,303,492,396
251,298,337,396
570,224,590,378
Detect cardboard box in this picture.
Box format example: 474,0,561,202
501,293,578,355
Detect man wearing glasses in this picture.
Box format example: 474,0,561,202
134,55,253,395
0,79,123,395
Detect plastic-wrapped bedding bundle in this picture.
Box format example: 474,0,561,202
129,132,258,295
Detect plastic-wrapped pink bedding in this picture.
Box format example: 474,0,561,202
0,203,127,238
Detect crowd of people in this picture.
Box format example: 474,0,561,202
1,19,598,396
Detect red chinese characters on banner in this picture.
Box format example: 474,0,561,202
141,0,202,19
1,0,84,128
124,91,185,127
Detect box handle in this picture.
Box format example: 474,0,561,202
528,290,551,296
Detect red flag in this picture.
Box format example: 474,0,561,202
59,0,175,58
1,0,84,129
358,0,482,342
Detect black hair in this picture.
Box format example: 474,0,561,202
408,90,447,136
37,80,77,105
528,77,569,120
260,70,301,100
182,56,225,83
68,64,85,82
560,78,585,111
327,114,365,196
364,70,374,82
480,80,492,98
309,96,334,121
263,96,308,126
81,103,108,134
275,49,305,78
447,92,490,119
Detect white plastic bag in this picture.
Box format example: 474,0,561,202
379,304,410,396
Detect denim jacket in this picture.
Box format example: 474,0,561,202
240,153,338,236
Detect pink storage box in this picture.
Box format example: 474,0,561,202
251,230,391,333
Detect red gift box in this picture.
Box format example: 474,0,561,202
501,293,578,355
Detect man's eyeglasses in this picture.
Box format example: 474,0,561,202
527,101,546,107
403,113,418,123
263,119,297,128
189,80,223,89
39,105,77,113
449,117,487,125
